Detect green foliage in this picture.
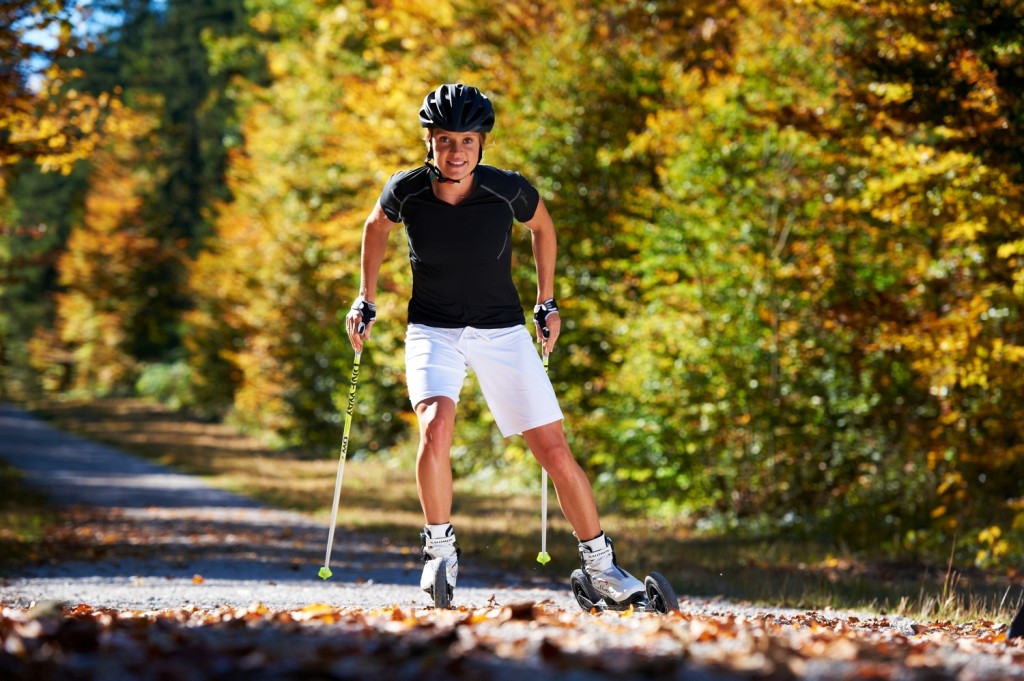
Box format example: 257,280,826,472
0,459,54,575
0,160,87,398
135,360,194,410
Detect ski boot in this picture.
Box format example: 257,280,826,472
420,524,460,609
569,533,679,614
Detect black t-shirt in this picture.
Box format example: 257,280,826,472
379,165,541,328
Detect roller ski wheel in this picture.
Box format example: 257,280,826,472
570,569,678,614
428,556,453,609
644,573,679,614
570,569,602,611
420,525,459,609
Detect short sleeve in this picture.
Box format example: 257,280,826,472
511,172,540,223
379,172,404,223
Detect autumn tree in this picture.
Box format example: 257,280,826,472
3,0,254,397
0,1,119,397
28,98,167,394
186,0,453,446
0,0,108,179
804,0,1024,562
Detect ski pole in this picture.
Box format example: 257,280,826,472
319,350,362,580
537,352,552,565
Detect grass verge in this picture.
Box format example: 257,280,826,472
20,397,1024,623
0,460,56,576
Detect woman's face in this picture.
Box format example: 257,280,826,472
429,129,482,181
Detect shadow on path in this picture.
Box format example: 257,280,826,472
0,403,421,585
0,403,259,509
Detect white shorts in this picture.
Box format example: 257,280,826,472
405,323,564,437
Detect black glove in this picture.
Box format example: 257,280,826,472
533,298,559,339
350,297,377,335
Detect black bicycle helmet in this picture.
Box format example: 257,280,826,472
419,84,495,132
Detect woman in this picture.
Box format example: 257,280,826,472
345,83,645,608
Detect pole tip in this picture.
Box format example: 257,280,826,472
318,566,333,580
536,551,551,565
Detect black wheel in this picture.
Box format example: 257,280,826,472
644,573,678,614
432,557,451,609
570,569,601,612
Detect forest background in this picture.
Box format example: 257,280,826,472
2,0,1023,574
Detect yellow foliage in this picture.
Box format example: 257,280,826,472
936,471,963,497
1,64,122,176
30,95,165,395
942,218,987,243
975,525,1010,568
250,9,273,33
867,81,914,104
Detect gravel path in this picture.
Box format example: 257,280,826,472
0,403,572,611
4,403,1024,680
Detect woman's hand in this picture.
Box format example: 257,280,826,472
533,298,560,354
346,297,376,352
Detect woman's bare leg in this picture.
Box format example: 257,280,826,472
414,396,457,525
523,420,602,540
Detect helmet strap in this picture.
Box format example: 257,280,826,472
425,160,475,185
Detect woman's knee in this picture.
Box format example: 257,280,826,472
416,398,456,449
525,423,575,468
537,442,581,480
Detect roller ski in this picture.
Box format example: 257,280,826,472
421,524,460,609
569,533,679,614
